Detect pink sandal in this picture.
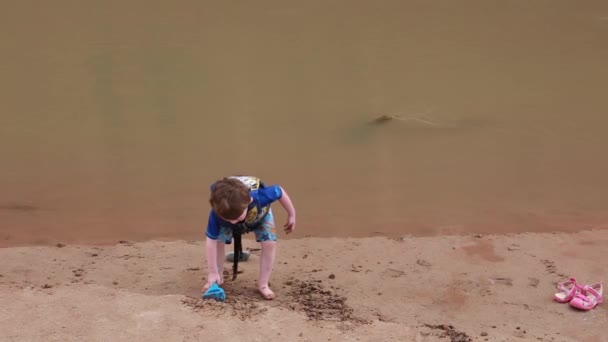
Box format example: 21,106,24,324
553,277,583,303
570,283,603,311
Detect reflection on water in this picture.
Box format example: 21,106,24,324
1,1,608,246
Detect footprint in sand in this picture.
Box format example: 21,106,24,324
383,268,406,278
541,259,556,274
528,278,540,287
72,268,85,277
541,259,566,277
507,244,520,251
489,277,513,286
416,259,432,268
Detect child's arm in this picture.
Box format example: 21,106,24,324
202,237,222,291
279,186,296,233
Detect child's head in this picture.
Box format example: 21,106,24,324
210,178,250,223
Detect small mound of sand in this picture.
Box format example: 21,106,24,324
423,324,472,342
181,294,267,321
181,296,227,313
228,297,268,320
284,278,367,324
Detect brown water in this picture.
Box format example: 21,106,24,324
1,1,608,246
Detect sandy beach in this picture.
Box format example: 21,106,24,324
2,2,608,341
1,229,606,341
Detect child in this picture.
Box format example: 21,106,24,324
201,176,296,300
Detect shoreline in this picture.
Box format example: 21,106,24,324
1,229,606,341
2,222,607,249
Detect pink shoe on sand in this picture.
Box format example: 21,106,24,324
553,278,583,303
570,283,603,311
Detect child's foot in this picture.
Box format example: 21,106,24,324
258,285,275,300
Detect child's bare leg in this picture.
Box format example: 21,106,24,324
216,241,225,283
258,240,276,299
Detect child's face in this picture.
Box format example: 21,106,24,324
224,208,248,224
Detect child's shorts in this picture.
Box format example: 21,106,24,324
218,209,277,244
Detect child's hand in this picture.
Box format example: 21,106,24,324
278,187,296,234
284,215,296,234
201,272,223,293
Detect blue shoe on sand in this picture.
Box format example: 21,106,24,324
202,283,226,302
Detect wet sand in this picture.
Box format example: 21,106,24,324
1,230,607,341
